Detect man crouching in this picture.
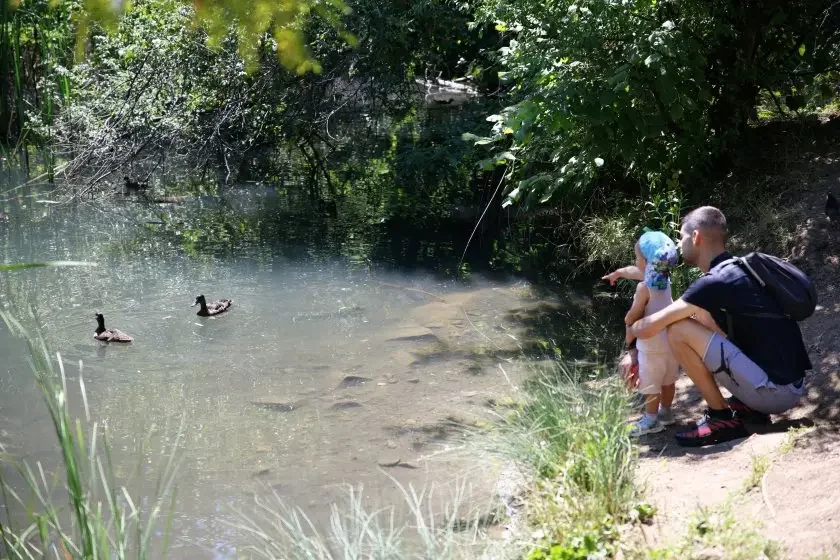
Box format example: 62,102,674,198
625,206,811,447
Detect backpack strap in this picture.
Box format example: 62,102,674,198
717,257,786,339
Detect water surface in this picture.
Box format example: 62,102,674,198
0,183,587,557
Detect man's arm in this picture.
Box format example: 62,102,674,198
691,306,727,336
631,297,705,339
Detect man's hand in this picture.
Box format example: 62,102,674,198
618,349,639,389
631,298,700,339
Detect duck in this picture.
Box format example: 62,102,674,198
93,313,134,342
192,294,232,316
123,176,149,193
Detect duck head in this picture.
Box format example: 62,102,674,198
191,295,206,308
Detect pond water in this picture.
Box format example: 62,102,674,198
0,180,612,557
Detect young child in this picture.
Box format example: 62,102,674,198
604,230,680,436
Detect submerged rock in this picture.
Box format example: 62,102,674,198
329,401,362,410
386,326,440,344
250,399,301,413
338,375,372,388
376,456,418,469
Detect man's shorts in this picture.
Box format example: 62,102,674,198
638,350,680,395
703,333,805,414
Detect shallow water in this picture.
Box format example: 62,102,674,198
0,182,597,557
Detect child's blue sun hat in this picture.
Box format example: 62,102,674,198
639,230,678,290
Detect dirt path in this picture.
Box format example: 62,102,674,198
636,143,840,558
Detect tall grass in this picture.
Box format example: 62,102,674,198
488,362,638,556
0,311,182,560
230,477,494,560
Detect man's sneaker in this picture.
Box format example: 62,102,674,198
726,396,771,425
629,414,665,437
658,407,676,426
675,409,748,447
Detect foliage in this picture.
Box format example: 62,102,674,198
528,522,617,560
0,0,77,155
470,0,840,210
33,0,499,201
4,0,350,73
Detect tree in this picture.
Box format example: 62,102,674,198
470,0,840,209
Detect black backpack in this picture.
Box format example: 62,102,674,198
719,252,817,323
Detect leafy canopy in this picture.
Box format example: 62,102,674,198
4,0,351,73
471,0,839,209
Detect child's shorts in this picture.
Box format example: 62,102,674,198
637,350,680,395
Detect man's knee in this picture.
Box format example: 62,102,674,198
666,319,693,346
667,318,714,358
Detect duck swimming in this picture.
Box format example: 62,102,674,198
123,176,149,193
93,313,134,342
192,294,232,316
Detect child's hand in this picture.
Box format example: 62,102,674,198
602,265,643,285
601,270,622,286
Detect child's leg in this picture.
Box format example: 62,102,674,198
660,383,676,408
644,393,661,416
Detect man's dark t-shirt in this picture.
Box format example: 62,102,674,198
680,252,811,386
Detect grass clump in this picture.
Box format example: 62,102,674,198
229,478,492,559
646,504,782,560
580,215,635,271
743,454,771,492
779,425,813,455
492,363,638,558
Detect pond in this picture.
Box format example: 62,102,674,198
0,179,617,557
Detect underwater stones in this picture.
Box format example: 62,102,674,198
249,399,302,413
337,375,372,388
386,326,440,344
329,401,362,410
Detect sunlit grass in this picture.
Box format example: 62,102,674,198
483,362,639,557
229,477,495,560
645,503,782,560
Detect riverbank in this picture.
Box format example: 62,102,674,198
3,114,840,558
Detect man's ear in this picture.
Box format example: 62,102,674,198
691,228,701,246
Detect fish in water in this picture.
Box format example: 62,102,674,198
826,191,839,222
93,313,134,343
192,294,232,316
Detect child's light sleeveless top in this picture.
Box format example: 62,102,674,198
636,280,674,354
